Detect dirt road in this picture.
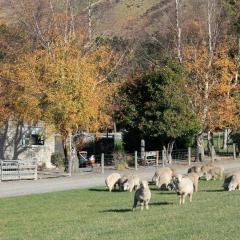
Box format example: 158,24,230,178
0,159,239,198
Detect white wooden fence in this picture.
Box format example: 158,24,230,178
0,159,37,181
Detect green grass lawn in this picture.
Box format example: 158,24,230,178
0,180,239,240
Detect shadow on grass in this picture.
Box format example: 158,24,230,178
88,188,122,192
202,189,225,193
88,188,108,192
156,191,176,195
149,201,173,206
100,208,132,213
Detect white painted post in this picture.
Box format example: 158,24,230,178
101,153,104,174
0,160,2,182
188,147,191,166
233,144,236,160
211,145,215,163
162,150,165,167
69,133,73,176
156,151,159,166
34,159,38,180
134,151,138,171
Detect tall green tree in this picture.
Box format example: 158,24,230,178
116,60,200,161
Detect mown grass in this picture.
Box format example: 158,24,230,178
0,180,239,240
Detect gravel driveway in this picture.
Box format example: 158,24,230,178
0,159,240,198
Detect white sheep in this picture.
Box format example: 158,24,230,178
172,174,194,204
205,164,224,180
224,171,240,191
185,172,200,192
188,165,203,177
105,173,121,192
123,175,140,192
132,180,151,211
152,167,175,190
152,167,175,182
119,175,130,191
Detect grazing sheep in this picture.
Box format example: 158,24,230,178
105,173,121,192
132,180,151,211
123,175,140,192
119,175,130,191
156,171,173,190
202,164,224,181
207,164,224,180
152,167,174,182
224,171,240,191
152,167,175,190
188,165,203,177
172,174,194,205
185,172,200,192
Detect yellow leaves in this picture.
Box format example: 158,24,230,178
183,39,239,130
0,37,118,134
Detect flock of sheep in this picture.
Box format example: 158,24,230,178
105,163,240,210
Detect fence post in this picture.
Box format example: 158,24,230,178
34,159,38,180
188,147,191,166
0,160,2,182
211,146,215,163
101,153,104,174
134,151,138,171
156,151,159,166
162,150,165,167
233,144,236,160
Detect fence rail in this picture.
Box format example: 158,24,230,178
0,159,37,181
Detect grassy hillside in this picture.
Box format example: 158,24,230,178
0,180,239,240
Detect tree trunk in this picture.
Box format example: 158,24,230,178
207,131,216,161
195,133,205,162
175,0,182,63
62,137,69,172
222,128,230,150
164,140,175,164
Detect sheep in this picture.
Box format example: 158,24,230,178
202,164,224,181
105,173,121,192
152,167,175,190
224,171,240,191
156,171,173,190
208,164,224,180
119,175,130,191
132,180,151,211
185,172,200,192
188,165,203,177
123,175,140,192
172,174,194,204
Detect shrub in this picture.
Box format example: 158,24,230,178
113,151,132,170
51,152,65,168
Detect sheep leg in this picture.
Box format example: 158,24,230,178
140,202,144,211
179,195,182,205
189,193,193,202
182,194,186,204
145,201,149,210
195,182,198,192
132,198,138,211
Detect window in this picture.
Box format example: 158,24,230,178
22,125,45,146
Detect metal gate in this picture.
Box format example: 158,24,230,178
0,159,38,181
